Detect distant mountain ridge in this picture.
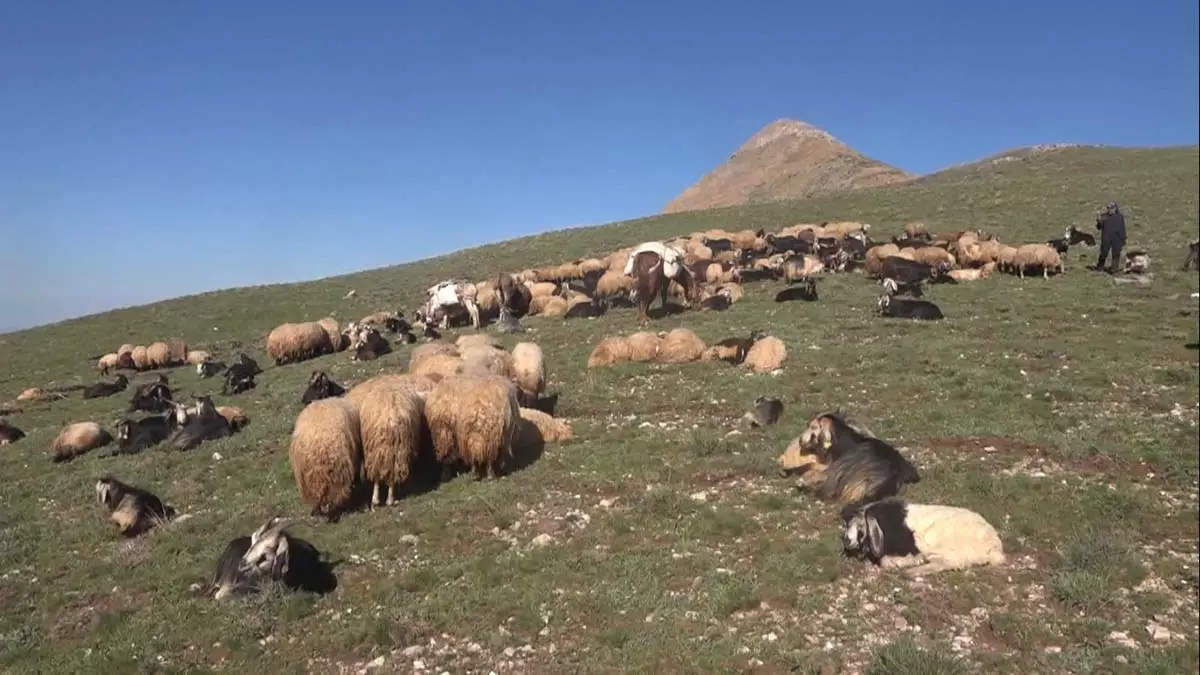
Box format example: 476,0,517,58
664,119,916,214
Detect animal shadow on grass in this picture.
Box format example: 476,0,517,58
1186,342,1199,350
646,303,687,320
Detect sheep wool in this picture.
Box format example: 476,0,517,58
318,317,346,353
51,422,114,463
595,270,634,298
186,350,212,366
509,342,545,400
744,336,787,373
131,345,151,371
425,375,519,479
655,328,705,364
408,342,459,371
358,381,426,506
626,332,662,363
409,352,463,381
518,407,573,443
457,345,514,379
98,353,121,374
117,343,135,356
267,322,335,365
288,397,362,521
146,342,172,369
587,337,632,368
456,334,503,351
539,296,569,318
168,340,189,366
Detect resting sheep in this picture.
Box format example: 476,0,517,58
656,328,705,365
51,422,114,463
289,397,362,522
841,499,1005,576
743,336,787,373
268,321,335,365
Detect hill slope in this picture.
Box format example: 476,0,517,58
663,119,916,213
0,146,1197,673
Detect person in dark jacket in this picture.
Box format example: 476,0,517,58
1094,202,1127,273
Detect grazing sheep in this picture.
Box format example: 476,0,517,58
908,246,956,269
51,422,113,462
146,342,172,369
168,396,233,450
301,370,346,405
841,499,1005,576
743,336,787,373
779,412,920,507
780,254,825,283
168,340,189,366
130,345,151,371
0,419,26,445
267,322,335,365
97,353,123,375
1012,244,1064,278
83,375,129,399
95,476,174,537
742,395,783,428
289,397,362,522
877,294,944,320
409,342,458,369
410,351,463,380
425,375,519,480
117,343,135,356
656,328,705,364
210,516,336,600
358,381,426,507
865,244,901,276
510,342,545,409
705,329,766,365
904,222,931,240
587,336,632,368
517,407,573,445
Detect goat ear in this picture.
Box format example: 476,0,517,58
866,514,885,555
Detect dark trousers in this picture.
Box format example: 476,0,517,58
1097,238,1123,272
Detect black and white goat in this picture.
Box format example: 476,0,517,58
742,395,783,428
1065,224,1096,247
209,516,337,600
840,499,1006,576
128,376,173,413
877,294,944,320
95,476,175,537
301,371,346,405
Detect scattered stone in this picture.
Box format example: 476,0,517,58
1147,622,1173,642
531,534,555,548
365,656,385,669
690,491,709,503
1109,631,1139,649
399,534,419,545
401,645,423,657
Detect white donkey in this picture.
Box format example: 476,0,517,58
420,279,481,330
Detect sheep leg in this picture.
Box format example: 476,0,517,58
371,482,382,508
385,483,396,506
903,558,955,577
466,301,481,329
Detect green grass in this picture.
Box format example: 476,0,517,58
0,145,1198,673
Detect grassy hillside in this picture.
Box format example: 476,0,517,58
1,146,1198,674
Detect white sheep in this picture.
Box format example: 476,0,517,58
841,499,1005,577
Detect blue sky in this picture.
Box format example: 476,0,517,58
1,1,1196,332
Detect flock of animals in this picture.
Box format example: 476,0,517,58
1,214,1183,601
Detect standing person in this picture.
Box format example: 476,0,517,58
1094,202,1127,273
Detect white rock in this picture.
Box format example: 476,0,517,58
1109,631,1139,648
531,534,554,548
1044,646,1061,654
365,656,385,669
690,491,708,503
212,452,223,461
1147,622,1173,642
503,647,516,657
401,645,423,657
763,632,778,642
399,534,419,545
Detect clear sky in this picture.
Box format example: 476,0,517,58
1,1,1197,332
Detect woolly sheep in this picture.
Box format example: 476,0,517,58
145,342,171,369
168,340,188,366
948,263,995,281
510,342,545,408
539,296,570,318
904,222,930,240
865,244,901,276
267,322,334,365
117,343,135,356
517,407,573,444
587,337,632,368
743,336,786,373
425,375,519,480
186,350,212,366
456,334,502,351
289,397,362,522
841,499,1006,576
410,352,463,380
527,281,559,298
908,246,955,269
1012,244,1064,279
655,328,705,364
595,270,635,298
97,353,122,375
358,381,426,507
51,421,113,463
626,332,662,363
457,345,514,379
130,345,151,371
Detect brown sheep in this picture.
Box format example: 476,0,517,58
97,353,122,375
510,342,545,408
704,261,741,284
267,322,334,365
51,422,113,463
865,243,901,276
909,246,956,269
823,221,869,239
578,258,608,277
626,332,662,362
358,381,426,507
1012,244,1064,279
186,350,212,366
117,343,135,356
215,406,248,432
656,328,705,364
457,345,514,379
781,254,825,283
410,352,463,380
744,336,787,373
425,375,519,480
527,294,556,315
347,373,439,408
409,342,458,369
948,262,996,281
146,342,172,369
587,337,632,368
456,334,503,351
595,270,634,299
130,345,151,371
996,244,1019,272
516,407,573,447
168,340,188,366
318,317,347,353
904,222,931,240
539,296,570,318
289,397,362,522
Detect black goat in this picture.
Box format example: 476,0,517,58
0,419,25,445
880,277,926,298
209,516,337,600
877,294,944,320
1065,225,1096,247
222,360,257,395
1183,239,1199,271
107,413,178,456
1046,237,1070,254
765,234,814,255
231,353,263,375
169,396,233,451
352,329,392,362
301,371,346,405
83,375,129,399
703,236,735,252
129,379,173,413
878,256,940,284
774,278,819,302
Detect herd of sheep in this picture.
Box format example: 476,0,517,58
2,215,1142,601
